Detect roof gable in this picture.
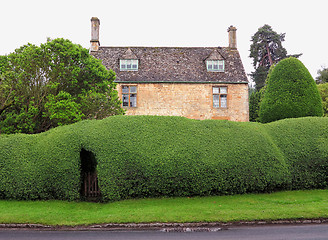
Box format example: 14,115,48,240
206,49,225,61
120,48,138,59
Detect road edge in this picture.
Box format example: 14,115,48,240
1,219,328,231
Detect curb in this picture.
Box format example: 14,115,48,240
1,219,328,231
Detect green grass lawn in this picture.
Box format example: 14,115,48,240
1,190,328,226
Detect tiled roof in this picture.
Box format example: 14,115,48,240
91,46,248,83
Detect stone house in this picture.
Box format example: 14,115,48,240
90,17,249,121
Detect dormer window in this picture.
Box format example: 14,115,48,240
207,60,224,72
120,59,138,71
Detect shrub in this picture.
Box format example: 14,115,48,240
0,115,328,201
259,57,323,123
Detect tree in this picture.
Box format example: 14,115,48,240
249,25,301,91
317,83,328,117
259,57,323,123
316,67,328,83
0,38,124,134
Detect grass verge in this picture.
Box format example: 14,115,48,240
0,190,328,226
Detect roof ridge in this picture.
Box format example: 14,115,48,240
99,46,228,49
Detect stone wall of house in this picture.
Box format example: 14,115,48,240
116,83,249,122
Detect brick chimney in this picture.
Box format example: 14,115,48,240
228,26,237,49
90,17,100,51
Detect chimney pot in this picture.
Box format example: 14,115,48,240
90,17,100,51
228,26,237,49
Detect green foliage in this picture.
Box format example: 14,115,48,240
1,116,328,202
249,66,274,122
316,67,328,83
249,90,262,122
43,91,84,126
0,38,123,134
250,66,268,91
266,118,328,189
259,57,323,123
317,83,328,117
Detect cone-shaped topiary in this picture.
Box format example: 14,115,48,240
259,57,323,123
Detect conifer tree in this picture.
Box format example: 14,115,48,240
249,25,301,91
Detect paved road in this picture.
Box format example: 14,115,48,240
1,224,328,240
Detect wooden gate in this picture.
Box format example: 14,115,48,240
82,172,101,198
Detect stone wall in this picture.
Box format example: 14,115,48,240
116,83,249,122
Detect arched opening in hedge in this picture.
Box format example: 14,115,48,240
80,148,100,200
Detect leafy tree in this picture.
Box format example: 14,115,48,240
43,91,84,127
316,67,328,83
249,25,301,91
317,83,328,117
0,38,124,134
259,57,323,123
0,56,13,116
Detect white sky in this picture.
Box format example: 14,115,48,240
1,0,327,84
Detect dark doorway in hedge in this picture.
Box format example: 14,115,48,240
80,148,100,201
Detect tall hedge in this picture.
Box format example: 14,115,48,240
1,115,328,201
259,57,323,123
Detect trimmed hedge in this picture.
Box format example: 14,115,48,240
0,115,328,201
259,57,323,123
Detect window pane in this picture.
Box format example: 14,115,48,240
220,87,227,94
220,95,227,108
219,61,224,71
130,94,137,107
207,61,212,70
122,94,129,107
125,60,130,69
130,86,137,93
213,95,220,108
120,60,126,70
213,63,218,70
213,87,219,94
122,86,129,93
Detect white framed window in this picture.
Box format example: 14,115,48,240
213,86,227,108
120,59,138,71
122,85,137,107
207,60,225,72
